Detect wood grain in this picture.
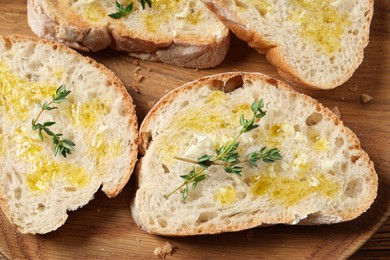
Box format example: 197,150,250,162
0,0,389,259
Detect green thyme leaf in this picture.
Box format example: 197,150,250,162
31,85,75,158
168,98,281,200
141,0,152,9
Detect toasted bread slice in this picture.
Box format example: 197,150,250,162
27,0,230,69
0,35,138,234
202,0,373,89
131,72,377,235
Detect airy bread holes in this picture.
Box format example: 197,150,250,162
234,0,249,9
345,178,363,198
351,155,360,163
223,75,244,93
197,211,217,223
3,38,12,49
37,204,46,211
162,164,170,173
180,100,189,108
14,188,21,200
158,218,168,228
335,137,344,147
305,112,323,126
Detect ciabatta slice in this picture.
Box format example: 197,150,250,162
202,0,373,89
0,35,138,234
27,0,230,69
132,72,377,236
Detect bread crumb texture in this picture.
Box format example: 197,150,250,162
153,241,175,258
133,73,377,235
203,0,372,88
0,36,137,234
361,93,373,104
28,0,229,68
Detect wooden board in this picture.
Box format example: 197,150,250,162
0,0,389,259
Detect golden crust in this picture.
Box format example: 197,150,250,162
133,72,378,235
202,0,374,89
0,34,139,197
28,0,230,69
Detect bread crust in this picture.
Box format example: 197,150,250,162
132,72,378,235
0,34,138,233
28,0,230,69
202,0,374,89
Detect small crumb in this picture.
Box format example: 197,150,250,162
134,66,141,74
348,84,358,92
153,241,175,258
97,209,101,212
129,84,140,93
132,59,140,66
147,100,155,108
341,96,345,101
164,89,170,94
246,230,254,241
361,94,373,104
99,245,105,251
331,106,341,118
146,66,153,72
222,254,226,257
193,68,199,72
136,75,145,83
137,238,141,242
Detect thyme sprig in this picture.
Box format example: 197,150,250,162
166,99,282,201
108,0,152,19
31,85,75,158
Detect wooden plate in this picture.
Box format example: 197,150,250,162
1,1,389,259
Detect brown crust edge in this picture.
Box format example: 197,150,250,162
131,72,378,236
28,0,230,69
202,0,374,89
0,34,139,198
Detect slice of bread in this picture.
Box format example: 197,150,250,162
202,0,373,89
27,0,230,69
0,35,138,234
131,72,377,236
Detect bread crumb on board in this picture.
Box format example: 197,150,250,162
136,75,145,83
132,59,140,66
348,84,359,92
128,84,140,94
154,241,175,258
361,94,373,104
134,66,141,74
147,100,156,108
331,106,342,118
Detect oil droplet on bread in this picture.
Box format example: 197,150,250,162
89,133,121,158
290,0,351,53
10,128,89,193
27,161,89,192
0,63,57,121
65,98,110,127
310,135,330,152
83,3,106,22
143,0,202,32
214,185,236,205
251,172,338,206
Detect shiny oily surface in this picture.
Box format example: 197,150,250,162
0,1,389,258
0,62,120,193
290,0,351,53
156,90,338,207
